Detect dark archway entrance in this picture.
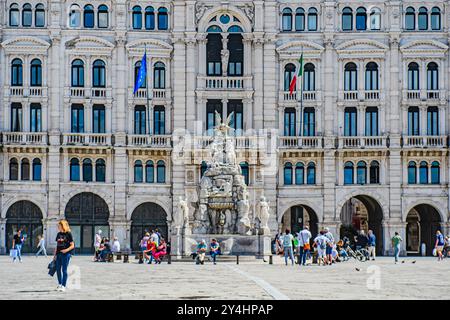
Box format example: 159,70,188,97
406,204,442,256
130,202,168,251
340,195,384,255
6,201,43,253
281,205,319,239
65,192,110,254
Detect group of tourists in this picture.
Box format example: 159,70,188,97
10,230,47,262
139,229,169,264
93,230,121,262
192,239,221,265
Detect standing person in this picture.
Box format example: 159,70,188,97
11,229,24,263
367,230,376,261
314,230,330,266
435,230,445,261
54,220,75,292
282,229,295,266
355,230,369,251
140,232,150,252
151,230,160,246
196,240,207,265
36,234,47,257
297,226,312,266
391,232,403,264
111,237,121,254
324,227,335,265
210,239,220,265
93,230,102,261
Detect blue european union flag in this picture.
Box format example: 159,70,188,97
133,51,147,94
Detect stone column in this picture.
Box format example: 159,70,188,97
0,218,6,254
109,219,131,250
185,35,197,132
253,34,264,130
113,35,127,146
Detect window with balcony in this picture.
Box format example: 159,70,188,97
21,158,30,180
11,103,22,132
153,62,165,89
30,59,42,86
344,107,357,136
284,63,296,91
295,8,305,31
408,62,419,90
145,160,154,183
344,162,354,185
82,159,93,182
11,58,23,86
132,6,142,29
427,106,439,136
30,103,41,132
32,158,41,181
134,160,143,182
365,62,378,90
418,7,428,30
408,106,420,136
134,105,146,134
157,7,168,30
69,4,81,27
9,4,19,26
405,7,415,30
22,3,32,27
227,100,243,134
71,59,84,87
365,107,378,136
357,161,367,184
156,160,166,183
153,106,165,135
369,161,380,184
206,100,222,132
431,7,441,30
342,7,353,31
70,158,80,181
92,105,105,133
10,158,19,181
370,7,381,30
284,108,296,136
303,107,315,137
344,62,357,91
308,8,318,31
295,163,304,185
240,162,249,185
95,159,106,182
92,60,105,88
145,6,155,30
83,5,94,28
207,33,222,76
71,104,84,133
307,162,316,184
134,61,146,88
427,62,438,90
227,33,243,76
304,63,315,91
356,7,367,31
282,8,292,31
98,5,108,28
408,161,417,184
431,161,440,184
35,4,45,27
284,162,293,185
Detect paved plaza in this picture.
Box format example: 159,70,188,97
0,255,449,300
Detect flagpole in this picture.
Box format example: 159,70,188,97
298,48,304,138
144,45,152,136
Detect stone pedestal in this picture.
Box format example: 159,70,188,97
109,220,131,250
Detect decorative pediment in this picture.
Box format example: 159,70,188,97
65,36,114,55
1,36,50,54
336,39,388,59
400,39,448,58
126,39,173,58
276,41,324,60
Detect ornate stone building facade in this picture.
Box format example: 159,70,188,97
0,0,449,255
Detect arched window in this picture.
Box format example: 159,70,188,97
284,63,296,91
427,62,439,91
82,159,93,182
408,62,419,90
431,161,440,184
145,160,154,183
157,7,168,30
408,106,420,136
134,160,143,183
295,8,305,31
156,160,166,183
344,162,354,185
10,158,19,181
304,63,315,91
35,4,45,27
145,6,155,30
32,158,41,181
98,5,108,28
431,7,441,30
22,3,32,27
30,59,42,87
355,7,367,31
369,161,379,184
20,159,30,180
405,7,415,30
344,107,357,136
92,60,106,88
284,162,293,185
206,33,222,76
95,159,106,182
418,7,428,30
344,62,357,91
71,59,84,87
134,61,146,88
295,162,304,185
153,62,165,89
200,161,207,178
240,162,249,185
227,33,244,76
282,8,292,31
342,7,353,31
70,158,80,181
307,162,316,184
370,7,381,30
9,4,19,27
11,58,23,86
69,4,81,27
307,8,318,31
419,161,428,184
132,6,142,29
356,161,367,184
408,161,417,184
83,5,94,28
365,62,378,91
427,106,439,136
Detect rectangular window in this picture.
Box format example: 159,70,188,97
71,104,84,133
134,106,146,134
11,103,22,132
227,100,243,135
206,100,222,133
344,108,357,136
206,34,222,76
427,107,439,136
408,107,420,136
92,105,106,134
365,108,378,136
303,108,315,137
284,108,296,136
154,106,165,135
30,103,42,132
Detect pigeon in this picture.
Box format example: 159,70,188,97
412,260,416,264
355,267,360,271
401,260,405,263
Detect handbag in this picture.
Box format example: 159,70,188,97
432,248,437,257
9,249,18,258
48,260,57,277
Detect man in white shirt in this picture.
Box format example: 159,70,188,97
297,226,312,266
314,230,331,266
111,237,121,253
150,230,160,246
324,227,335,265
282,229,295,266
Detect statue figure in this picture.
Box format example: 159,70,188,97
195,3,208,23
257,196,271,235
177,197,190,229
237,199,251,235
221,48,230,76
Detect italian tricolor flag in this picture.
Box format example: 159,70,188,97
289,54,304,95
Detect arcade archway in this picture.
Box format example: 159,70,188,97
340,195,384,255
6,200,43,253
406,204,442,256
280,205,319,238
130,202,168,251
65,192,110,253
